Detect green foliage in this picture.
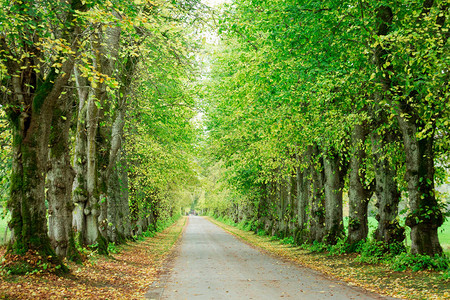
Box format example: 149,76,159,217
142,229,156,238
237,219,254,232
156,213,182,232
280,236,294,245
125,27,200,232
300,241,328,253
270,235,280,241
215,215,235,227
107,242,120,254
391,253,449,272
439,269,450,281
356,240,390,264
256,229,267,236
0,112,11,212
200,0,449,258
328,238,354,256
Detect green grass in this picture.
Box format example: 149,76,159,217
438,219,450,253
0,214,10,245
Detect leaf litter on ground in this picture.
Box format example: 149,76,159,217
0,217,186,299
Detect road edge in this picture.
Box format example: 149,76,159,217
144,216,189,300
206,216,402,300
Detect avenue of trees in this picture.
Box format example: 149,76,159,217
0,0,448,276
200,0,449,257
0,0,203,273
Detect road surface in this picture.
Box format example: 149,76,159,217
146,216,396,300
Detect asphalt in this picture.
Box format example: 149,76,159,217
145,216,397,300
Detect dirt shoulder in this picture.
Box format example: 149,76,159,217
0,217,187,299
207,217,449,300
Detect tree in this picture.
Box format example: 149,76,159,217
0,0,86,272
201,0,448,257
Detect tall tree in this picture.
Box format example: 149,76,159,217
0,0,85,272
372,2,448,255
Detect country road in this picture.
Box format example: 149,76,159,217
146,216,396,300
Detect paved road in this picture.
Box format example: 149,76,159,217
146,216,395,300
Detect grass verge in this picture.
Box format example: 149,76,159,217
207,216,449,300
0,216,187,299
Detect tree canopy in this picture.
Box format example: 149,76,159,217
0,0,448,276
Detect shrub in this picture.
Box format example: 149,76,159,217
256,229,267,236
328,237,352,256
300,241,327,253
270,235,279,241
281,236,294,245
107,242,120,254
142,229,155,238
355,239,407,264
355,240,386,264
438,269,450,281
391,253,449,272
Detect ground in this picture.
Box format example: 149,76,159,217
208,217,450,300
0,216,449,299
156,216,390,299
0,217,186,299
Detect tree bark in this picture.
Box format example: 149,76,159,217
85,88,101,245
7,110,55,258
295,149,311,244
72,68,89,245
371,129,405,245
47,89,79,260
348,123,372,246
277,175,289,238
323,149,345,245
107,157,124,243
398,117,443,255
256,182,270,234
309,144,325,243
105,107,129,243
5,65,74,273
288,173,297,238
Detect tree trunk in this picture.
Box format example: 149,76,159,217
85,91,103,246
47,89,79,260
107,167,120,243
348,123,372,246
7,112,55,261
309,145,325,243
6,72,73,272
2,2,81,270
277,175,289,238
91,14,125,252
268,180,278,236
119,154,131,239
288,174,297,238
72,68,89,246
106,108,129,243
323,149,344,245
398,117,443,255
256,182,270,234
371,129,405,245
373,3,444,255
295,149,311,244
